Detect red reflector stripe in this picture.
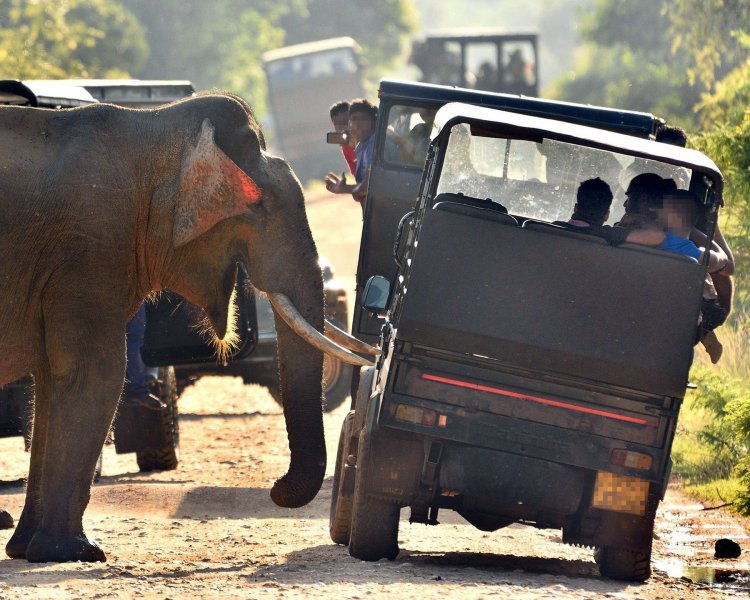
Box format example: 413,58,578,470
421,373,657,428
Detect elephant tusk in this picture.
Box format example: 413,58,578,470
324,319,380,356
267,293,375,367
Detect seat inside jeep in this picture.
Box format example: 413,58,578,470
398,195,703,398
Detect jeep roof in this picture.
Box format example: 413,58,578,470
378,79,660,138
0,80,97,108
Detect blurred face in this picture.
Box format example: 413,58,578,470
656,198,697,231
348,111,374,145
331,111,349,132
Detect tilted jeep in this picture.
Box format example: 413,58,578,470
331,81,723,582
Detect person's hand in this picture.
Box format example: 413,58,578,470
324,171,347,194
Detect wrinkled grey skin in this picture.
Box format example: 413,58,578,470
0,94,325,562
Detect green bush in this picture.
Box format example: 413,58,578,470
674,365,745,481
674,363,750,512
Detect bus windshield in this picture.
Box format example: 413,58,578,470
262,37,365,183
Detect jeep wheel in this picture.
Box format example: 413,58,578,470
322,317,353,412
136,366,180,472
348,431,400,561
594,544,652,582
329,411,355,545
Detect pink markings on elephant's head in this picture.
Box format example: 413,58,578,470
173,119,262,247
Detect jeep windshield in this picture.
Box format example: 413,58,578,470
435,122,693,225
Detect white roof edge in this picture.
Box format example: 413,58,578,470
22,81,97,103
433,102,721,177
30,79,194,88
262,37,359,63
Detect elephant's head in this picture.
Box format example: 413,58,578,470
145,94,374,508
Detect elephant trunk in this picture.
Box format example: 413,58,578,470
269,274,326,508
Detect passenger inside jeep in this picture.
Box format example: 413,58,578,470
639,188,729,362
385,105,437,167
553,177,665,247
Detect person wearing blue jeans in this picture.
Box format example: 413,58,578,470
124,303,164,410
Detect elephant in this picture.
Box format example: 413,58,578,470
0,92,375,563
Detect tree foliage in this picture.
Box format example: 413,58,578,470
0,0,146,79
120,0,302,113
279,0,418,79
550,0,703,126
668,0,750,88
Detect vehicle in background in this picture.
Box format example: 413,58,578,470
0,79,98,107
262,37,366,183
162,257,352,412
410,29,539,96
34,79,195,107
0,79,180,473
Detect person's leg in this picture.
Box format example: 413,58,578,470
699,299,727,364
125,304,163,409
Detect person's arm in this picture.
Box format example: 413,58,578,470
690,222,734,275
351,168,370,210
699,244,729,275
622,228,665,246
325,171,356,194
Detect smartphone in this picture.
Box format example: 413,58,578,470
326,131,349,145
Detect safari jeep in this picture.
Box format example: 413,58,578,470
330,96,723,582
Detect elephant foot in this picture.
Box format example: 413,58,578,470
25,530,106,563
0,510,14,530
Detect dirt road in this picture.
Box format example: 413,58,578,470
0,193,748,598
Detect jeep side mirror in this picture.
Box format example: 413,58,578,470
362,276,390,313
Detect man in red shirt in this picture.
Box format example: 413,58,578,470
329,100,357,174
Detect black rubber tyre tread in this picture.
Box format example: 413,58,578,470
594,545,652,582
348,431,400,561
321,316,353,413
329,411,355,545
136,366,179,472
353,367,374,435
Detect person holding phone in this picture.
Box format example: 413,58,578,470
328,100,357,175
324,98,377,212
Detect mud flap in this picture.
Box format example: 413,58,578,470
113,403,169,454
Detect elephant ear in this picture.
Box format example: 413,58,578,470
173,119,262,247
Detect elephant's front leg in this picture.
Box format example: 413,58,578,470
6,366,53,558
22,327,124,563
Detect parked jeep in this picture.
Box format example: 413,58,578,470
163,257,352,411
331,81,723,582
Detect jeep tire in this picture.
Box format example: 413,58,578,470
136,366,180,472
329,411,356,545
594,544,652,582
322,316,352,412
348,430,400,561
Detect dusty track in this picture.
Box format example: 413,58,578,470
0,192,748,598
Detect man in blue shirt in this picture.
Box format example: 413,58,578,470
650,189,729,362
324,98,378,212
652,190,727,271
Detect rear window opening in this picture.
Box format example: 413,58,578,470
435,123,694,225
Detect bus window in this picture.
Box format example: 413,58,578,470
262,37,366,184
